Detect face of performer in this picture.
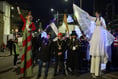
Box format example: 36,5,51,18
58,35,62,40
95,12,100,18
26,15,33,21
72,35,76,39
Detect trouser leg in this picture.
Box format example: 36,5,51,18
14,55,18,66
60,62,65,74
54,61,58,75
10,49,12,55
38,60,43,76
45,61,49,76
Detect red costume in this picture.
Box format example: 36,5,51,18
19,14,36,31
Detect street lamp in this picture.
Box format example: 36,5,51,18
64,0,68,2
11,6,14,10
51,8,54,12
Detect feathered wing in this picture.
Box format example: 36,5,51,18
73,4,94,39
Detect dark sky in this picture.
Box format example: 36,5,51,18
5,0,93,25
4,0,118,26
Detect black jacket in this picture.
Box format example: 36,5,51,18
53,39,66,61
38,38,52,62
68,38,80,52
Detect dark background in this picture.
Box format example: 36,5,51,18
2,0,118,28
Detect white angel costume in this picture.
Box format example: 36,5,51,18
73,4,115,76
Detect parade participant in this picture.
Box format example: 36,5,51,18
53,32,66,76
79,35,89,71
17,6,36,77
1,42,6,52
73,4,115,78
32,33,39,66
7,39,13,55
112,34,118,67
87,11,112,78
66,35,72,73
37,33,52,78
13,37,19,68
67,31,80,74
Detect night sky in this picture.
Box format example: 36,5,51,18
5,0,93,25
3,0,118,26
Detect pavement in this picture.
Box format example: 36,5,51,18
0,50,118,79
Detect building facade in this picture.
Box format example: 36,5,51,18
0,1,11,45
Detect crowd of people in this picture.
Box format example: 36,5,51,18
32,31,89,78
31,29,118,79
4,28,118,79
4,5,118,79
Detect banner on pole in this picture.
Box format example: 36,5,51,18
50,23,58,35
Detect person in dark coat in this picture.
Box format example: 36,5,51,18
79,35,89,71
7,39,13,55
13,38,19,68
67,31,80,74
37,33,52,78
66,35,72,73
53,32,66,76
32,34,39,65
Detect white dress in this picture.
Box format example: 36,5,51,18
90,17,108,61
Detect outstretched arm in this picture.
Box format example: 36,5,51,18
17,6,25,22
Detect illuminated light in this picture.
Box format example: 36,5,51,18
38,19,40,21
64,0,68,2
51,8,54,12
11,6,14,10
12,29,14,33
15,28,19,32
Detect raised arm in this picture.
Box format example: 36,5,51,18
17,6,21,14
17,6,25,22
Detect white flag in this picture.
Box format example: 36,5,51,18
50,23,58,35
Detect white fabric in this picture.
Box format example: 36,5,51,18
73,4,115,64
90,26,107,56
59,22,66,33
90,19,109,63
107,46,112,61
73,4,93,39
50,23,58,35
73,4,115,46
75,25,82,38
26,22,31,31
